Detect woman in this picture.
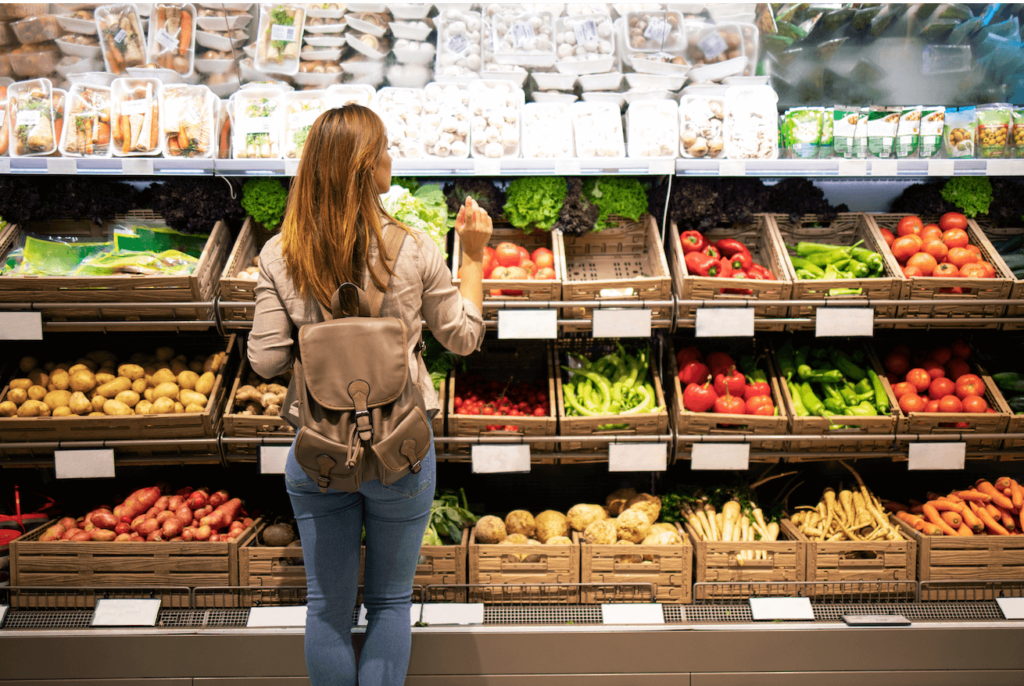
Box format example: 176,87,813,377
249,105,491,686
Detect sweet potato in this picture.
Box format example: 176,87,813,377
181,529,195,541
71,531,93,541
187,488,209,509
194,524,212,541
156,510,177,526
176,486,194,498
146,531,164,542
62,528,84,541
130,533,145,542
130,515,148,532
200,498,241,530
154,495,169,512
115,522,131,535
114,533,132,542
58,517,77,530
168,495,185,511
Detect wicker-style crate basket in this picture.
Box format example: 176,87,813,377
781,518,916,589
221,358,294,456
468,529,580,604
577,524,693,604
560,216,672,332
769,213,903,332
668,216,792,332
863,215,1014,329
220,217,277,323
670,339,788,456
555,339,669,453
684,521,805,596
973,219,1024,331
0,212,230,324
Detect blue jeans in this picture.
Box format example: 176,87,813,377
285,438,435,686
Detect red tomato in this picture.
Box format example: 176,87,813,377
951,340,971,359
939,212,968,231
922,361,946,381
907,253,937,276
745,395,775,416
929,346,952,364
942,229,970,249
892,382,917,400
535,267,556,280
947,247,976,268
490,266,508,280
933,263,960,278
955,374,984,399
517,245,531,262
879,228,895,247
959,263,988,279
975,261,996,278
924,400,941,413
899,394,926,413
921,240,948,263
905,368,932,392
531,247,554,270
884,352,910,376
897,216,923,237
495,242,522,267
902,266,923,278
945,357,971,381
961,395,988,413
937,395,962,413
520,259,538,277
503,266,528,280
481,249,496,276
891,236,920,262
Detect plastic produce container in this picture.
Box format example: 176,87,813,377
434,8,482,82
571,100,625,158
489,9,556,69
231,86,285,159
11,14,63,44
627,99,677,158
421,82,470,159
522,102,574,158
9,42,62,77
110,77,163,157
679,85,726,159
147,3,196,77
161,83,217,158
554,14,616,75
58,82,112,157
724,84,778,160
253,4,306,76
95,4,147,75
7,78,57,157
468,79,523,159
376,86,426,158
282,89,329,159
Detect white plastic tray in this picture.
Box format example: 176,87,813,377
56,13,98,34
531,71,577,91
390,21,431,41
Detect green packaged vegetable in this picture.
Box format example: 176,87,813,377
943,107,976,158
867,106,901,158
1013,109,1024,159
895,107,922,158
784,107,823,159
819,108,834,158
853,107,869,158
833,106,859,158
919,107,945,158
975,103,1012,159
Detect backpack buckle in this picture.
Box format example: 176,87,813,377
317,475,331,488
355,409,373,443
410,460,422,474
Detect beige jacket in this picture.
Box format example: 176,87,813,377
248,221,484,418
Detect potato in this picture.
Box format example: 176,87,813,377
203,353,224,373
55,362,71,372
583,519,617,545
17,400,50,417
546,536,572,545
174,402,185,413
504,510,536,537
73,359,98,372
69,370,97,393
50,369,70,391
88,411,106,416
626,494,662,525
19,356,37,373
185,403,205,413
535,510,569,543
132,378,147,394
144,388,155,402
151,368,176,386
97,377,131,399
179,389,207,408
567,504,608,532
178,370,199,390
43,390,72,410
9,378,33,391
156,346,175,362
117,364,145,381
195,371,215,396
615,509,651,544
501,533,530,545
103,399,132,416
170,358,188,375
115,390,141,408
0,401,17,417
7,388,27,405
152,382,179,400
27,369,48,387
27,385,47,401
69,392,93,415
91,394,107,412
135,399,153,415
474,515,507,544
94,372,116,386
149,397,176,414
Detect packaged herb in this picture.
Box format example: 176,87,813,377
895,106,922,158
819,107,834,158
853,107,869,158
833,106,858,158
783,107,822,159
867,106,901,158
919,106,945,158
1012,108,1024,159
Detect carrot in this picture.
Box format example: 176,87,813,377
1011,479,1024,512
975,504,1010,536
956,489,991,504
885,501,911,513
920,523,943,536
896,511,925,528
976,480,1014,510
926,491,944,502
150,102,159,152
96,121,110,146
922,503,959,536
957,522,974,536
121,115,131,153
911,504,925,514
960,505,984,533
994,477,1012,491
179,10,192,56
219,117,231,158
944,493,963,503
929,499,964,514
941,510,962,528
997,508,1016,532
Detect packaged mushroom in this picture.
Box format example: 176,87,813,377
684,22,746,69
435,9,482,81
283,89,329,159
521,102,574,158
571,100,625,158
161,83,216,158
376,86,425,158
59,83,113,158
420,82,469,159
232,88,285,159
96,4,147,75
111,77,162,157
255,4,306,76
678,87,726,159
468,79,523,159
555,13,615,75
621,10,684,66
148,3,196,76
627,99,677,158
723,85,777,160
736,23,758,77
489,10,556,68
8,78,57,157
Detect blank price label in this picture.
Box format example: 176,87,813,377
749,597,814,621
608,443,667,472
871,159,898,176
92,599,161,627
122,158,154,175
0,605,7,627
47,158,77,175
996,598,1024,620
690,443,750,470
472,444,530,473
421,603,484,625
815,307,873,337
498,309,557,339
838,159,868,176
55,449,115,479
592,309,651,339
601,603,664,625
260,446,290,474
719,160,746,176
648,159,674,175
908,442,965,470
284,159,301,176
0,312,43,340
843,614,910,626
554,160,581,175
358,604,422,626
247,606,307,627
474,159,501,176
986,160,1021,176
695,308,754,337
928,159,955,176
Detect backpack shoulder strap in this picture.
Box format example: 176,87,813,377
365,223,407,318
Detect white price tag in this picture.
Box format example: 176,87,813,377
648,159,674,175
47,158,78,175
928,159,955,176
698,31,728,59
260,446,290,475
871,159,898,176
471,444,531,474
690,443,750,470
156,28,180,51
0,158,9,174
815,307,873,337
285,159,301,176
359,603,421,626
695,308,754,338
643,17,670,42
908,442,966,470
497,309,557,339
719,160,746,176
270,24,297,42
592,309,651,339
553,159,581,175
122,158,153,175
421,603,484,625
996,597,1024,620
510,22,536,48
601,603,665,625
0,312,43,340
446,34,470,56
0,605,7,627
114,28,128,44
247,606,307,627
92,598,161,627
987,160,1021,176
837,159,868,176
15,109,40,128
843,614,910,626
474,158,501,176
573,19,599,45
749,597,814,621
609,443,667,472
55,449,116,479
242,118,275,135
119,98,151,116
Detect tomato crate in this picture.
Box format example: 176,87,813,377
560,216,672,332
0,211,230,325
554,339,669,454
222,357,294,450
468,529,580,604
219,217,277,323
451,223,564,321
446,341,557,457
773,343,900,455
669,338,788,457
863,214,1014,329
684,521,805,596
769,213,903,332
667,216,792,332
576,524,693,604
974,219,1024,331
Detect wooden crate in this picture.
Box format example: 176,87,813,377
669,339,788,456
974,220,1024,331
684,521,805,593
0,211,230,323
10,518,260,601
219,217,276,323
451,224,564,321
781,518,915,587
668,216,792,332
769,213,903,332
222,357,294,442
555,339,669,453
560,216,672,332
577,524,693,604
864,214,1014,328
447,341,557,454
468,529,580,603
0,334,234,454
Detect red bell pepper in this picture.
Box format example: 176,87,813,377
716,259,733,279
680,230,706,254
714,238,750,258
729,251,753,271
747,263,775,281
702,245,721,260
722,271,753,295
685,251,720,277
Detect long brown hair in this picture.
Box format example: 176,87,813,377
280,104,405,310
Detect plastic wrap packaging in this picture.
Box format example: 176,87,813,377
51,89,66,152
376,86,425,158
421,82,469,158
1012,108,1024,159
468,79,522,158
392,38,436,66
783,107,822,159
8,78,57,157
111,77,161,156
819,107,833,158
853,107,869,158
232,87,285,159
59,83,112,157
918,106,944,158
944,106,975,158
895,106,921,159
0,85,8,156
867,106,900,158
10,42,63,78
386,63,430,88
11,14,63,44
95,4,147,74
283,89,329,158
571,100,624,158
490,9,557,68
161,83,216,157
147,4,196,76
255,4,306,76
833,106,858,158
723,85,777,160
522,102,573,158
555,13,615,75
627,99,677,157
435,9,482,81
679,86,726,159
621,10,685,69
975,103,1011,159
684,22,746,69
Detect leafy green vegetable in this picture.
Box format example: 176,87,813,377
381,183,450,257
241,178,289,230
582,177,648,230
391,177,420,194
423,333,466,392
503,177,567,232
423,488,478,546
941,177,993,218
444,179,506,229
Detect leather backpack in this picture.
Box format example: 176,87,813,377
291,227,432,493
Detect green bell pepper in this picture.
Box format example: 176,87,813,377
803,368,846,383
854,378,874,395
564,385,602,417
847,259,870,278
824,397,847,414
844,401,878,417
796,241,848,256
828,287,863,296
838,383,858,406
797,268,819,280
850,246,884,273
